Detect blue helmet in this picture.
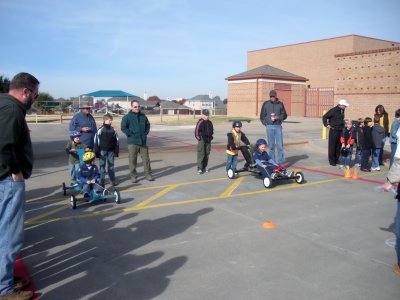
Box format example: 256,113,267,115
256,139,267,146
70,130,81,138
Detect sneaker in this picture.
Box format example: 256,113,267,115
371,167,381,171
145,176,155,181
338,165,344,169
360,168,371,172
197,169,203,175
13,277,29,290
393,263,400,276
354,163,360,167
0,289,33,300
270,173,277,179
83,193,89,198
131,177,138,183
204,169,209,173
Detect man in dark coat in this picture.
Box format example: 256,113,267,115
69,104,97,149
121,101,154,182
322,99,349,166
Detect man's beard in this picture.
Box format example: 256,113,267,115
26,95,34,110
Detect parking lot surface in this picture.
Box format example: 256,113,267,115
23,117,399,299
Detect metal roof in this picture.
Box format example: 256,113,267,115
82,90,136,97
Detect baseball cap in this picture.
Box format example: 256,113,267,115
338,99,349,107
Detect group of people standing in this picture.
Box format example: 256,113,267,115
323,101,400,171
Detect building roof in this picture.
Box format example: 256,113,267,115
248,34,400,53
159,100,190,109
82,90,136,97
226,64,308,82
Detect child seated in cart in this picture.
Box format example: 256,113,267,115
252,139,280,178
78,151,101,197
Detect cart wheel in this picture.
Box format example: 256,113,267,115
263,176,272,188
227,168,235,179
114,190,121,204
70,195,76,209
295,172,304,184
62,182,66,196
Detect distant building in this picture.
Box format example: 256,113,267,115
226,34,400,118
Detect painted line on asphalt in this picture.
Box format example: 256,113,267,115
131,184,179,209
219,177,244,198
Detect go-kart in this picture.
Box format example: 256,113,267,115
226,146,305,188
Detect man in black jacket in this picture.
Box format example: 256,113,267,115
0,72,39,300
322,99,349,166
195,109,214,174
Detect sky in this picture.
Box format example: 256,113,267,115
1,0,399,100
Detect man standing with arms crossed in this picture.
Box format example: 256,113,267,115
0,72,39,300
259,90,287,165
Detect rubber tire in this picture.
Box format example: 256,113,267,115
114,190,121,204
227,168,235,179
70,195,76,209
263,177,272,188
295,172,304,184
62,182,66,196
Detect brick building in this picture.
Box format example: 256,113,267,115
227,35,400,118
335,46,400,120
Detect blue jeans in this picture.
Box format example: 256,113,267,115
390,143,397,168
372,148,381,168
340,146,353,167
99,150,116,182
396,196,400,265
68,162,80,183
361,149,371,169
0,176,25,296
226,154,238,172
354,147,362,166
379,137,386,165
256,164,276,178
266,125,284,165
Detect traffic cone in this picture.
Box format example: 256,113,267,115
344,166,351,178
352,167,359,180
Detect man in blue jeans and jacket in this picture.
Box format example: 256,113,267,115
0,72,39,300
259,90,287,165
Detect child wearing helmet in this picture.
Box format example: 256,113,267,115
66,131,89,184
78,151,100,197
252,139,279,178
226,120,250,174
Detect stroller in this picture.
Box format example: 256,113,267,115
62,149,121,209
226,146,305,188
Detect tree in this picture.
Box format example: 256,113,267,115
34,92,57,111
0,75,10,93
177,99,186,105
147,95,160,102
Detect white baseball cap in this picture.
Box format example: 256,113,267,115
338,99,349,107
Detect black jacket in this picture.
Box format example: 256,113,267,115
322,106,345,130
0,93,33,179
260,99,287,126
94,124,119,157
362,126,374,151
195,118,214,143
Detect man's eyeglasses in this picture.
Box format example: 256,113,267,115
133,105,140,108
26,88,39,100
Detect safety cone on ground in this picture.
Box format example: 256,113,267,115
352,167,359,180
344,166,352,178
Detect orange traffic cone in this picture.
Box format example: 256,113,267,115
352,167,359,180
344,166,351,178
262,221,276,229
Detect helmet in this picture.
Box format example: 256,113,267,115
70,130,81,138
256,139,267,146
232,120,242,128
82,151,95,163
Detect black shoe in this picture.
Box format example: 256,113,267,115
146,176,155,181
131,177,138,183
330,163,336,166
83,193,89,198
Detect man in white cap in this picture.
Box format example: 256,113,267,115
322,99,349,166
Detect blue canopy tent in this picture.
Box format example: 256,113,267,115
80,90,136,113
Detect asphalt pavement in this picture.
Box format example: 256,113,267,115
23,116,399,300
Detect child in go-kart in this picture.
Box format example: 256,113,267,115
252,139,280,178
78,151,101,197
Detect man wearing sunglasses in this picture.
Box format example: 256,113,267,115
0,72,39,300
121,100,154,182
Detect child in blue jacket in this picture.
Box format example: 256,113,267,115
78,151,100,197
252,139,279,178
